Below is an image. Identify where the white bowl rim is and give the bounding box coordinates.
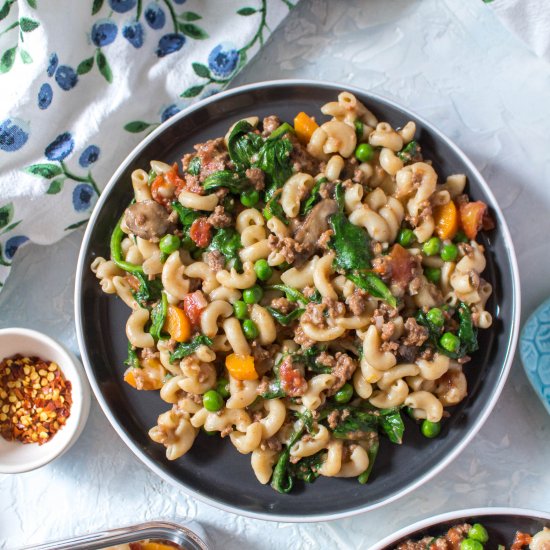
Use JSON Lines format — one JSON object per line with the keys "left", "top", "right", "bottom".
{"left": 0, "top": 327, "right": 91, "bottom": 473}
{"left": 74, "top": 78, "right": 521, "bottom": 522}
{"left": 368, "top": 507, "right": 550, "bottom": 550}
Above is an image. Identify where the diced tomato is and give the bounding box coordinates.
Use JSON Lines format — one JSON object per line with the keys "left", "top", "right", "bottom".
{"left": 389, "top": 244, "right": 418, "bottom": 287}
{"left": 183, "top": 291, "right": 207, "bottom": 327}
{"left": 459, "top": 200, "right": 489, "bottom": 240}
{"left": 150, "top": 174, "right": 172, "bottom": 208}
{"left": 165, "top": 162, "right": 186, "bottom": 196}
{"left": 279, "top": 359, "right": 307, "bottom": 397}
{"left": 125, "top": 274, "right": 140, "bottom": 292}
{"left": 189, "top": 217, "right": 212, "bottom": 247}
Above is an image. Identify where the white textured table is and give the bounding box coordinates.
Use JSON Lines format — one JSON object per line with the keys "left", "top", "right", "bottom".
{"left": 1, "top": 1, "right": 550, "bottom": 548}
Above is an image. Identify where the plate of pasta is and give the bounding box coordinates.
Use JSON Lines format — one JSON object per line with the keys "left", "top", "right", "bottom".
{"left": 370, "top": 508, "right": 550, "bottom": 550}
{"left": 75, "top": 80, "right": 520, "bottom": 520}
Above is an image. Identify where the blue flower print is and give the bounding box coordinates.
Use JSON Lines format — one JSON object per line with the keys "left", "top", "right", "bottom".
{"left": 0, "top": 119, "right": 29, "bottom": 152}
{"left": 55, "top": 65, "right": 78, "bottom": 91}
{"left": 173, "top": 0, "right": 186, "bottom": 3}
{"left": 73, "top": 184, "right": 94, "bottom": 212}
{"left": 145, "top": 3, "right": 166, "bottom": 30}
{"left": 38, "top": 83, "right": 53, "bottom": 110}
{"left": 91, "top": 19, "right": 118, "bottom": 47}
{"left": 156, "top": 33, "right": 185, "bottom": 57}
{"left": 45, "top": 132, "right": 74, "bottom": 162}
{"left": 109, "top": 0, "right": 136, "bottom": 13}
{"left": 122, "top": 21, "right": 144, "bottom": 48}
{"left": 4, "top": 236, "right": 29, "bottom": 260}
{"left": 47, "top": 53, "right": 58, "bottom": 77}
{"left": 208, "top": 44, "right": 239, "bottom": 78}
{"left": 79, "top": 145, "right": 100, "bottom": 168}
{"left": 161, "top": 104, "right": 180, "bottom": 122}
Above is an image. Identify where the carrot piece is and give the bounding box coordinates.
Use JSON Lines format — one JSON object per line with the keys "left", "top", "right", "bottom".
{"left": 433, "top": 200, "right": 459, "bottom": 240}
{"left": 141, "top": 543, "right": 178, "bottom": 550}
{"left": 294, "top": 111, "right": 319, "bottom": 145}
{"left": 459, "top": 200, "right": 488, "bottom": 240}
{"left": 163, "top": 305, "right": 191, "bottom": 342}
{"left": 123, "top": 368, "right": 137, "bottom": 388}
{"left": 225, "top": 353, "right": 258, "bottom": 381}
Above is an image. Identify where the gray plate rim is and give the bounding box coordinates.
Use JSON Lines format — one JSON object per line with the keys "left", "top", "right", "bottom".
{"left": 74, "top": 79, "right": 521, "bottom": 522}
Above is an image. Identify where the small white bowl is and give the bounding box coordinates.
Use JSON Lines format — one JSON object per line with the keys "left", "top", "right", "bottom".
{"left": 0, "top": 328, "right": 91, "bottom": 473}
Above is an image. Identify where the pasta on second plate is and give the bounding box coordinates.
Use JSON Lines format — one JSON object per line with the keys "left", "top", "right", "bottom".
{"left": 92, "top": 91, "right": 495, "bottom": 493}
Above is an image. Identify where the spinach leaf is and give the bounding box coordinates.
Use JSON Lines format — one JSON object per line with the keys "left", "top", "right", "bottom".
{"left": 149, "top": 291, "right": 168, "bottom": 341}
{"left": 288, "top": 451, "right": 325, "bottom": 483}
{"left": 267, "top": 284, "right": 310, "bottom": 305}
{"left": 379, "top": 408, "right": 404, "bottom": 444}
{"left": 347, "top": 272, "right": 397, "bottom": 308}
{"left": 256, "top": 137, "right": 294, "bottom": 200}
{"left": 457, "top": 301, "right": 478, "bottom": 354}
{"left": 267, "top": 122, "right": 295, "bottom": 141}
{"left": 260, "top": 378, "right": 286, "bottom": 399}
{"left": 208, "top": 227, "right": 242, "bottom": 268}
{"left": 271, "top": 409, "right": 313, "bottom": 493}
{"left": 397, "top": 140, "right": 420, "bottom": 163}
{"left": 132, "top": 271, "right": 163, "bottom": 307}
{"left": 330, "top": 407, "right": 379, "bottom": 440}
{"left": 358, "top": 439, "right": 379, "bottom": 484}
{"left": 300, "top": 177, "right": 326, "bottom": 217}
{"left": 148, "top": 169, "right": 157, "bottom": 184}
{"left": 202, "top": 169, "right": 251, "bottom": 194}
{"left": 171, "top": 201, "right": 201, "bottom": 227}
{"left": 266, "top": 306, "right": 305, "bottom": 326}
{"left": 169, "top": 335, "right": 214, "bottom": 363}
{"left": 328, "top": 212, "right": 372, "bottom": 271}
{"left": 226, "top": 120, "right": 259, "bottom": 167}
{"left": 263, "top": 194, "right": 288, "bottom": 224}
{"left": 124, "top": 341, "right": 141, "bottom": 369}
{"left": 187, "top": 156, "right": 201, "bottom": 176}
{"left": 334, "top": 182, "right": 345, "bottom": 212}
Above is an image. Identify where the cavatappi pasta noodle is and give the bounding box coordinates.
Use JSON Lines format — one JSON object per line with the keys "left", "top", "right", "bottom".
{"left": 92, "top": 92, "right": 496, "bottom": 493}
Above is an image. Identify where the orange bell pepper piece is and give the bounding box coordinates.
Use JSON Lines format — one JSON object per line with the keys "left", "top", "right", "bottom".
{"left": 225, "top": 353, "right": 258, "bottom": 381}
{"left": 459, "top": 201, "right": 488, "bottom": 240}
{"left": 294, "top": 112, "right": 319, "bottom": 145}
{"left": 433, "top": 200, "right": 459, "bottom": 240}
{"left": 163, "top": 305, "right": 191, "bottom": 342}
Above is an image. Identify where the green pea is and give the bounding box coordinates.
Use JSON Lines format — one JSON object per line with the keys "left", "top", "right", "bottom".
{"left": 454, "top": 231, "right": 468, "bottom": 243}
{"left": 355, "top": 143, "right": 374, "bottom": 162}
{"left": 424, "top": 267, "right": 441, "bottom": 283}
{"left": 421, "top": 419, "right": 441, "bottom": 438}
{"left": 397, "top": 228, "right": 415, "bottom": 247}
{"left": 241, "top": 189, "right": 260, "bottom": 207}
{"left": 243, "top": 285, "right": 263, "bottom": 304}
{"left": 159, "top": 234, "right": 181, "bottom": 255}
{"left": 426, "top": 307, "right": 445, "bottom": 327}
{"left": 441, "top": 243, "right": 459, "bottom": 262}
{"left": 242, "top": 319, "right": 259, "bottom": 340}
{"left": 422, "top": 237, "right": 441, "bottom": 256}
{"left": 233, "top": 300, "right": 248, "bottom": 320}
{"left": 440, "top": 332, "right": 460, "bottom": 353}
{"left": 460, "top": 539, "right": 483, "bottom": 550}
{"left": 254, "top": 259, "right": 273, "bottom": 281}
{"left": 203, "top": 390, "right": 224, "bottom": 412}
{"left": 469, "top": 524, "right": 489, "bottom": 544}
{"left": 216, "top": 377, "right": 230, "bottom": 399}
{"left": 404, "top": 406, "right": 417, "bottom": 420}
{"left": 334, "top": 383, "right": 353, "bottom": 404}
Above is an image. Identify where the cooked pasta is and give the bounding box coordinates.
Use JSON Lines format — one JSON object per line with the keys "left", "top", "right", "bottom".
{"left": 94, "top": 92, "right": 495, "bottom": 493}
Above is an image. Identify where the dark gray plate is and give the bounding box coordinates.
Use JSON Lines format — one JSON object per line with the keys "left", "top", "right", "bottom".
{"left": 75, "top": 80, "right": 520, "bottom": 521}
{"left": 370, "top": 508, "right": 550, "bottom": 549}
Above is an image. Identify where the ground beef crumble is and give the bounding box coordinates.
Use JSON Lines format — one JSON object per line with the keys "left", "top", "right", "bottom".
{"left": 207, "top": 205, "right": 232, "bottom": 228}
{"left": 267, "top": 234, "right": 306, "bottom": 264}
{"left": 301, "top": 297, "right": 346, "bottom": 329}
{"left": 204, "top": 249, "right": 225, "bottom": 272}
{"left": 402, "top": 317, "right": 429, "bottom": 347}
{"left": 245, "top": 167, "right": 266, "bottom": 190}
{"left": 262, "top": 115, "right": 280, "bottom": 136}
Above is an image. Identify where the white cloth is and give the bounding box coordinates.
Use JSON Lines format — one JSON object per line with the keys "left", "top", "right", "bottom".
{"left": 487, "top": 0, "right": 550, "bottom": 61}
{"left": 0, "top": 0, "right": 295, "bottom": 288}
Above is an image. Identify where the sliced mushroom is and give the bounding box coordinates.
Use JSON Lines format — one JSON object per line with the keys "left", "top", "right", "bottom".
{"left": 293, "top": 198, "right": 338, "bottom": 266}
{"left": 123, "top": 200, "right": 175, "bottom": 242}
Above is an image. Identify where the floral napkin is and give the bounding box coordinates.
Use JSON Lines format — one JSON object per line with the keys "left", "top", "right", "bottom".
{"left": 0, "top": 0, "right": 295, "bottom": 290}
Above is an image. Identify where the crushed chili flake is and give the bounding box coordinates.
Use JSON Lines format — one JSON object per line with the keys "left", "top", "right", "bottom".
{"left": 0, "top": 354, "right": 72, "bottom": 445}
